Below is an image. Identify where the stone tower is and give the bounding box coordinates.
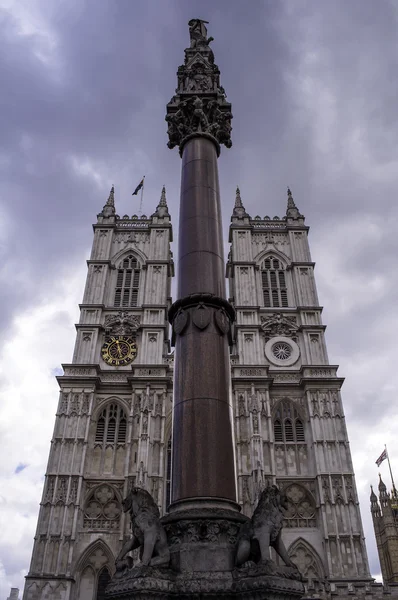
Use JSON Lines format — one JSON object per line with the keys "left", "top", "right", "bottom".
{"left": 23, "top": 187, "right": 174, "bottom": 600}
{"left": 370, "top": 477, "right": 398, "bottom": 583}
{"left": 227, "top": 187, "right": 373, "bottom": 594}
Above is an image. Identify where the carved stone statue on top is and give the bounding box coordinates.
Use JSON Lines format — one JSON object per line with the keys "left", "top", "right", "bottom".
{"left": 115, "top": 487, "right": 170, "bottom": 572}
{"left": 188, "top": 19, "right": 214, "bottom": 49}
{"left": 235, "top": 484, "right": 299, "bottom": 574}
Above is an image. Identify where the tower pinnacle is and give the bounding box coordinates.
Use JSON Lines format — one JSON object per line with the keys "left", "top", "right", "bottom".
{"left": 233, "top": 186, "right": 249, "bottom": 218}
{"left": 152, "top": 185, "right": 170, "bottom": 218}
{"left": 99, "top": 185, "right": 116, "bottom": 218}
{"left": 286, "top": 186, "right": 303, "bottom": 220}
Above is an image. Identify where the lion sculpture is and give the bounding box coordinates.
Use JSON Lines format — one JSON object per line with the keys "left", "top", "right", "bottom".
{"left": 115, "top": 487, "right": 170, "bottom": 570}
{"left": 235, "top": 484, "right": 297, "bottom": 570}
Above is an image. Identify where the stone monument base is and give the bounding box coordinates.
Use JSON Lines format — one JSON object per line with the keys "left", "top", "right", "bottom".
{"left": 106, "top": 505, "right": 304, "bottom": 600}
{"left": 106, "top": 563, "right": 304, "bottom": 599}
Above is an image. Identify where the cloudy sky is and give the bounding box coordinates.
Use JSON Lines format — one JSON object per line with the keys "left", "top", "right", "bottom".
{"left": 1, "top": 0, "right": 398, "bottom": 594}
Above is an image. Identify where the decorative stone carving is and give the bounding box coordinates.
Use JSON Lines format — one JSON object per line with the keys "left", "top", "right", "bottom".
{"left": 214, "top": 308, "right": 230, "bottom": 334}
{"left": 283, "top": 483, "right": 316, "bottom": 528}
{"left": 173, "top": 308, "right": 189, "bottom": 335}
{"left": 188, "top": 19, "right": 214, "bottom": 50}
{"left": 115, "top": 487, "right": 170, "bottom": 571}
{"left": 166, "top": 95, "right": 232, "bottom": 151}
{"left": 104, "top": 312, "right": 141, "bottom": 336}
{"left": 70, "top": 393, "right": 80, "bottom": 415}
{"left": 166, "top": 21, "right": 232, "bottom": 153}
{"left": 84, "top": 484, "right": 121, "bottom": 530}
{"left": 68, "top": 477, "right": 79, "bottom": 504}
{"left": 59, "top": 393, "right": 68, "bottom": 413}
{"left": 55, "top": 477, "right": 67, "bottom": 504}
{"left": 44, "top": 477, "right": 55, "bottom": 504}
{"left": 261, "top": 313, "right": 299, "bottom": 342}
{"left": 235, "top": 484, "right": 300, "bottom": 574}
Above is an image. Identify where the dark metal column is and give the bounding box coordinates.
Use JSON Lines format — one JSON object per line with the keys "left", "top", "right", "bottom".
{"left": 166, "top": 20, "right": 237, "bottom": 509}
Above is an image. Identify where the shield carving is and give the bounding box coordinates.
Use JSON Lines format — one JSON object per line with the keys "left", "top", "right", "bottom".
{"left": 214, "top": 308, "right": 230, "bottom": 335}
{"left": 173, "top": 309, "right": 189, "bottom": 336}
{"left": 192, "top": 303, "right": 210, "bottom": 330}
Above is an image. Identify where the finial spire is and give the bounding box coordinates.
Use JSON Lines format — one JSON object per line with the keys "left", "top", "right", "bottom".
{"left": 152, "top": 185, "right": 170, "bottom": 218}
{"left": 370, "top": 484, "right": 381, "bottom": 515}
{"left": 379, "top": 473, "right": 387, "bottom": 493}
{"left": 232, "top": 186, "right": 249, "bottom": 219}
{"left": 106, "top": 185, "right": 115, "bottom": 207}
{"left": 235, "top": 186, "right": 243, "bottom": 208}
{"left": 159, "top": 185, "right": 167, "bottom": 206}
{"left": 99, "top": 184, "right": 116, "bottom": 218}
{"left": 285, "top": 186, "right": 303, "bottom": 220}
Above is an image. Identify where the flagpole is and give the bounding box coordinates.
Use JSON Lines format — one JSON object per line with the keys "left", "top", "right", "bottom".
{"left": 138, "top": 176, "right": 145, "bottom": 217}
{"left": 386, "top": 444, "right": 397, "bottom": 494}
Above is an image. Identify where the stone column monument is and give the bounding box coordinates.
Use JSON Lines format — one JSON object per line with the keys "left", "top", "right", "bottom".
{"left": 166, "top": 17, "right": 236, "bottom": 512}
{"left": 106, "top": 20, "right": 304, "bottom": 599}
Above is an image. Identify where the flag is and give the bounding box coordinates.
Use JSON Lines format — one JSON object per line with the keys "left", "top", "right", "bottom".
{"left": 376, "top": 449, "right": 388, "bottom": 467}
{"left": 132, "top": 178, "right": 144, "bottom": 196}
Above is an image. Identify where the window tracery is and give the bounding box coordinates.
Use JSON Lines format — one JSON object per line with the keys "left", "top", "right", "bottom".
{"left": 95, "top": 403, "right": 127, "bottom": 445}
{"left": 273, "top": 400, "right": 305, "bottom": 443}
{"left": 283, "top": 483, "right": 316, "bottom": 528}
{"left": 114, "top": 254, "right": 141, "bottom": 307}
{"left": 83, "top": 484, "right": 121, "bottom": 530}
{"left": 261, "top": 256, "right": 288, "bottom": 308}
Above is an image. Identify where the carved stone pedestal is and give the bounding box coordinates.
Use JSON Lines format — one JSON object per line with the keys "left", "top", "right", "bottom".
{"left": 105, "top": 562, "right": 304, "bottom": 600}
{"left": 106, "top": 508, "right": 304, "bottom": 600}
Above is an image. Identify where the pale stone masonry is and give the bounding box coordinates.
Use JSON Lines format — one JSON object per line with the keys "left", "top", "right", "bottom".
{"left": 23, "top": 188, "right": 174, "bottom": 600}
{"left": 23, "top": 185, "right": 398, "bottom": 599}
{"left": 227, "top": 187, "right": 371, "bottom": 593}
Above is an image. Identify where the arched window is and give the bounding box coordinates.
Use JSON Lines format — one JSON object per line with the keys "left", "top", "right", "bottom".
{"left": 97, "top": 567, "right": 111, "bottom": 600}
{"left": 95, "top": 403, "right": 127, "bottom": 445}
{"left": 114, "top": 254, "right": 141, "bottom": 307}
{"left": 261, "top": 256, "right": 288, "bottom": 308}
{"left": 273, "top": 400, "right": 305, "bottom": 443}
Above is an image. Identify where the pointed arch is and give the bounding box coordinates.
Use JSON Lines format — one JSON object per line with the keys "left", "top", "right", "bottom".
{"left": 257, "top": 251, "right": 291, "bottom": 308}
{"left": 254, "top": 246, "right": 291, "bottom": 267}
{"left": 92, "top": 399, "right": 129, "bottom": 445}
{"left": 272, "top": 398, "right": 306, "bottom": 443}
{"left": 110, "top": 246, "right": 148, "bottom": 268}
{"left": 288, "top": 537, "right": 325, "bottom": 580}
{"left": 74, "top": 538, "right": 116, "bottom": 577}
{"left": 93, "top": 396, "right": 129, "bottom": 419}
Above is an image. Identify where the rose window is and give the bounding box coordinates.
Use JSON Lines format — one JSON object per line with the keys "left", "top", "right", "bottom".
{"left": 272, "top": 342, "right": 292, "bottom": 360}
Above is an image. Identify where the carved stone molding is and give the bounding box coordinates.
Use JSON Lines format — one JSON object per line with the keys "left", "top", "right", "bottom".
{"left": 104, "top": 312, "right": 141, "bottom": 336}
{"left": 169, "top": 293, "right": 235, "bottom": 326}
{"left": 261, "top": 313, "right": 299, "bottom": 342}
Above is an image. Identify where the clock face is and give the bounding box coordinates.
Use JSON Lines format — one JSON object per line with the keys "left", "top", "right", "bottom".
{"left": 101, "top": 336, "right": 138, "bottom": 366}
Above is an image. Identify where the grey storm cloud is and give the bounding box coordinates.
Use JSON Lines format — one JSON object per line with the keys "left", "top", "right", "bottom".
{"left": 1, "top": 0, "right": 398, "bottom": 589}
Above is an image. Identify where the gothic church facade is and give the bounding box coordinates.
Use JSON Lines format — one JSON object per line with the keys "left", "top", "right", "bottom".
{"left": 24, "top": 186, "right": 379, "bottom": 599}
